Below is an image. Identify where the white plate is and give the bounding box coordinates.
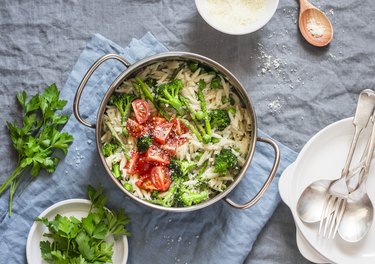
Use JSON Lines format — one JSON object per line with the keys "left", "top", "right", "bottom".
{"left": 26, "top": 199, "right": 128, "bottom": 264}
{"left": 279, "top": 117, "right": 375, "bottom": 264}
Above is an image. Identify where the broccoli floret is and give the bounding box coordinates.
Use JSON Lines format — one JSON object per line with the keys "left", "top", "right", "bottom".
{"left": 169, "top": 158, "right": 195, "bottom": 179}
{"left": 187, "top": 62, "right": 199, "bottom": 72}
{"left": 109, "top": 93, "right": 136, "bottom": 123}
{"left": 221, "top": 96, "right": 235, "bottom": 105}
{"left": 179, "top": 187, "right": 209, "bottom": 207}
{"left": 209, "top": 109, "right": 230, "bottom": 131}
{"left": 214, "top": 149, "right": 238, "bottom": 175}
{"left": 150, "top": 179, "right": 182, "bottom": 207}
{"left": 210, "top": 75, "right": 222, "bottom": 89}
{"left": 102, "top": 142, "right": 119, "bottom": 157}
{"left": 137, "top": 135, "right": 153, "bottom": 153}
{"left": 112, "top": 163, "right": 121, "bottom": 178}
{"left": 151, "top": 179, "right": 209, "bottom": 207}
{"left": 156, "top": 79, "right": 185, "bottom": 116}
{"left": 145, "top": 78, "right": 157, "bottom": 88}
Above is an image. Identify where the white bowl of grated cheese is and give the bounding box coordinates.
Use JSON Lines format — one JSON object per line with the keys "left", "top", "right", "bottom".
{"left": 195, "top": 0, "right": 279, "bottom": 35}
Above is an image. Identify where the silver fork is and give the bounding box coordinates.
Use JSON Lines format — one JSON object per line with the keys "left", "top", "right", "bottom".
{"left": 318, "top": 177, "right": 348, "bottom": 239}
{"left": 319, "top": 110, "right": 375, "bottom": 239}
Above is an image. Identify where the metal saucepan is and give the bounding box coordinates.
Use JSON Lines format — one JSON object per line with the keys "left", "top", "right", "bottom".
{"left": 73, "top": 52, "right": 280, "bottom": 212}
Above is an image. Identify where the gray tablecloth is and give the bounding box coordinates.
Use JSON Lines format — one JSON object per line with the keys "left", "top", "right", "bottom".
{"left": 1, "top": 0, "right": 374, "bottom": 263}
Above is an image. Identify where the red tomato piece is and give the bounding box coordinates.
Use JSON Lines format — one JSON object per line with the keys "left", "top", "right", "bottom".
{"left": 126, "top": 118, "right": 149, "bottom": 138}
{"left": 150, "top": 166, "right": 171, "bottom": 191}
{"left": 136, "top": 155, "right": 153, "bottom": 175}
{"left": 161, "top": 139, "right": 178, "bottom": 156}
{"left": 125, "top": 151, "right": 140, "bottom": 174}
{"left": 171, "top": 118, "right": 188, "bottom": 135}
{"left": 153, "top": 122, "right": 174, "bottom": 145}
{"left": 132, "top": 99, "right": 150, "bottom": 124}
{"left": 145, "top": 145, "right": 170, "bottom": 165}
{"left": 135, "top": 174, "right": 158, "bottom": 191}
{"left": 149, "top": 116, "right": 167, "bottom": 126}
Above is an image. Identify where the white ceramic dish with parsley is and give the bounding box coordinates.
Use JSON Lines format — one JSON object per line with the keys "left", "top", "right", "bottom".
{"left": 26, "top": 199, "right": 128, "bottom": 264}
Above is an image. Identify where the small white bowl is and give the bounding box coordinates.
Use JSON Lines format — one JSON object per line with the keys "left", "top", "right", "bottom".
{"left": 195, "top": 0, "right": 279, "bottom": 35}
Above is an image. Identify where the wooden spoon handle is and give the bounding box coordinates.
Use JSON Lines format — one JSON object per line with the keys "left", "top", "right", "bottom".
{"left": 299, "top": 0, "right": 315, "bottom": 13}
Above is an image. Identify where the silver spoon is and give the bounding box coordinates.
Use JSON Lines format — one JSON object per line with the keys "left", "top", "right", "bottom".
{"left": 297, "top": 89, "right": 375, "bottom": 223}
{"left": 338, "top": 112, "right": 375, "bottom": 242}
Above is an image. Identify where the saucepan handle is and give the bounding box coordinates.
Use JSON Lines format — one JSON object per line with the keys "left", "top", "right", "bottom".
{"left": 225, "top": 137, "right": 281, "bottom": 209}
{"left": 73, "top": 53, "right": 131, "bottom": 128}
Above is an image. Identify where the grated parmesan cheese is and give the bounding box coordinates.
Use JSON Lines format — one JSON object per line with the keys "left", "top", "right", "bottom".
{"left": 307, "top": 19, "right": 325, "bottom": 38}
{"left": 201, "top": 0, "right": 266, "bottom": 34}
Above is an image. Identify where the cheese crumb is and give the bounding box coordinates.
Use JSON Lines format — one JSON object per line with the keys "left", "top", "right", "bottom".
{"left": 307, "top": 19, "right": 325, "bottom": 38}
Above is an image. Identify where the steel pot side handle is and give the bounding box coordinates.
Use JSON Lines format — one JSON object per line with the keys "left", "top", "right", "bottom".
{"left": 73, "top": 53, "right": 131, "bottom": 128}
{"left": 225, "top": 137, "right": 281, "bottom": 209}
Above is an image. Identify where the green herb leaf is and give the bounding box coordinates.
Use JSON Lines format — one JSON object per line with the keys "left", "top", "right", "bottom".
{"left": 1, "top": 84, "right": 74, "bottom": 216}
{"left": 43, "top": 83, "right": 60, "bottom": 103}
{"left": 36, "top": 186, "right": 131, "bottom": 263}
{"left": 87, "top": 185, "right": 107, "bottom": 211}
{"left": 25, "top": 93, "right": 40, "bottom": 113}
{"left": 16, "top": 91, "right": 27, "bottom": 109}
{"left": 39, "top": 241, "right": 53, "bottom": 261}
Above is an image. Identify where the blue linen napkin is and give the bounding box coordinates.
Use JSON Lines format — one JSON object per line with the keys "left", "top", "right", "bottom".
{"left": 0, "top": 32, "right": 297, "bottom": 264}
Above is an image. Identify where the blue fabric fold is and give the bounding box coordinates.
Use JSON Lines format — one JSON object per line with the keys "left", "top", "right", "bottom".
{"left": 0, "top": 32, "right": 297, "bottom": 264}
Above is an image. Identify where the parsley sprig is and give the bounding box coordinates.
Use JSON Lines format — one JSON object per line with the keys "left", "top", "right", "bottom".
{"left": 36, "top": 185, "right": 131, "bottom": 263}
{"left": 0, "top": 84, "right": 73, "bottom": 215}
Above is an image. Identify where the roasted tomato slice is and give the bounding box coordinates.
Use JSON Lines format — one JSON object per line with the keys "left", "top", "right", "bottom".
{"left": 161, "top": 139, "right": 178, "bottom": 156}
{"left": 171, "top": 118, "right": 188, "bottom": 135}
{"left": 126, "top": 118, "right": 149, "bottom": 138}
{"left": 125, "top": 151, "right": 140, "bottom": 174}
{"left": 136, "top": 155, "right": 153, "bottom": 175}
{"left": 132, "top": 99, "right": 150, "bottom": 124}
{"left": 145, "top": 145, "right": 170, "bottom": 165}
{"left": 149, "top": 116, "right": 167, "bottom": 126}
{"left": 136, "top": 174, "right": 158, "bottom": 191}
{"left": 153, "top": 122, "right": 174, "bottom": 145}
{"left": 150, "top": 166, "right": 171, "bottom": 191}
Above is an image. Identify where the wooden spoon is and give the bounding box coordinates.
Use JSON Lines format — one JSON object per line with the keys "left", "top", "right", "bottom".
{"left": 298, "top": 0, "right": 333, "bottom": 47}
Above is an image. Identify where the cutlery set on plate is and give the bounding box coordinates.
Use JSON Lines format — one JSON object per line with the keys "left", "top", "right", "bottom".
{"left": 297, "top": 89, "right": 375, "bottom": 243}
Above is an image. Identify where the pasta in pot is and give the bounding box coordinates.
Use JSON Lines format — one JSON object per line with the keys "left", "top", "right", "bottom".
{"left": 101, "top": 60, "right": 252, "bottom": 207}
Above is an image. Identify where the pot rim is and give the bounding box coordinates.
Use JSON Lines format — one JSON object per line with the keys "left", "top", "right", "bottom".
{"left": 95, "top": 51, "right": 258, "bottom": 212}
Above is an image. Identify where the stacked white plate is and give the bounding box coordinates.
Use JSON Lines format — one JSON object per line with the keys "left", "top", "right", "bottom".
{"left": 279, "top": 118, "right": 375, "bottom": 263}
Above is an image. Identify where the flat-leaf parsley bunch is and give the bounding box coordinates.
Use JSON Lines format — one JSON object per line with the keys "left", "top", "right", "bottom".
{"left": 0, "top": 84, "right": 73, "bottom": 215}
{"left": 36, "top": 185, "right": 131, "bottom": 264}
